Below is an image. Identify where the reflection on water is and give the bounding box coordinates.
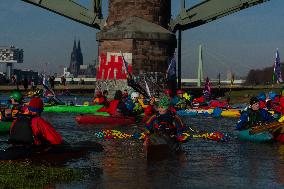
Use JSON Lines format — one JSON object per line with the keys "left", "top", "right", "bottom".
{"left": 1, "top": 103, "right": 284, "bottom": 188}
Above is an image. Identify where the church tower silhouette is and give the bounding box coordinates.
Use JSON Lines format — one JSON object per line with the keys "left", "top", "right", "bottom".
{"left": 69, "top": 39, "right": 83, "bottom": 77}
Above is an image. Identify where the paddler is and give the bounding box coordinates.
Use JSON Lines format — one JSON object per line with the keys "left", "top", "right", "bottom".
{"left": 236, "top": 96, "right": 274, "bottom": 131}
{"left": 125, "top": 92, "right": 144, "bottom": 116}
{"left": 9, "top": 97, "right": 63, "bottom": 147}
{"left": 1, "top": 91, "right": 27, "bottom": 121}
{"left": 93, "top": 90, "right": 107, "bottom": 106}
{"left": 171, "top": 90, "right": 188, "bottom": 110}
{"left": 106, "top": 90, "right": 132, "bottom": 117}
{"left": 258, "top": 92, "right": 267, "bottom": 109}
{"left": 144, "top": 96, "right": 187, "bottom": 151}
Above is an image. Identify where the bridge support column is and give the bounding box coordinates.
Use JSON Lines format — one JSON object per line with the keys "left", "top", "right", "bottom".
{"left": 178, "top": 29, "right": 182, "bottom": 89}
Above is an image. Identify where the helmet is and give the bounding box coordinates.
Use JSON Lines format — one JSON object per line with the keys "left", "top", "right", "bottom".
{"left": 257, "top": 92, "right": 266, "bottom": 101}
{"left": 177, "top": 90, "right": 184, "bottom": 95}
{"left": 164, "top": 89, "right": 172, "bottom": 95}
{"left": 95, "top": 90, "right": 102, "bottom": 97}
{"left": 131, "top": 92, "right": 139, "bottom": 100}
{"left": 158, "top": 96, "right": 170, "bottom": 109}
{"left": 269, "top": 91, "right": 277, "bottom": 100}
{"left": 250, "top": 96, "right": 259, "bottom": 105}
{"left": 28, "top": 97, "right": 44, "bottom": 113}
{"left": 114, "top": 90, "right": 123, "bottom": 100}
{"left": 10, "top": 91, "right": 23, "bottom": 102}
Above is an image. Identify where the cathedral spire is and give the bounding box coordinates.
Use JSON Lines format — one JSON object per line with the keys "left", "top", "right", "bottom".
{"left": 73, "top": 38, "right": 77, "bottom": 51}
{"left": 77, "top": 40, "right": 81, "bottom": 52}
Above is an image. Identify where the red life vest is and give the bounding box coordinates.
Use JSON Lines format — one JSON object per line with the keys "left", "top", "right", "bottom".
{"left": 105, "top": 100, "right": 120, "bottom": 116}
{"left": 279, "top": 96, "right": 284, "bottom": 115}
{"left": 259, "top": 100, "right": 266, "bottom": 109}
{"left": 271, "top": 96, "right": 281, "bottom": 113}
{"left": 193, "top": 96, "right": 205, "bottom": 103}
{"left": 93, "top": 97, "right": 106, "bottom": 105}
{"left": 144, "top": 105, "right": 155, "bottom": 116}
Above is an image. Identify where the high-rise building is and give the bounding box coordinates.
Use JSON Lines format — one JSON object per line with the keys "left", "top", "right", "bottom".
{"left": 69, "top": 40, "right": 83, "bottom": 77}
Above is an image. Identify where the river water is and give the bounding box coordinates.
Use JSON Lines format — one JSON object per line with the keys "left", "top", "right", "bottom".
{"left": 2, "top": 96, "right": 284, "bottom": 189}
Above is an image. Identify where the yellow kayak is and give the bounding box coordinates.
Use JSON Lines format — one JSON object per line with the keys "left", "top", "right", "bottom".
{"left": 221, "top": 110, "right": 241, "bottom": 118}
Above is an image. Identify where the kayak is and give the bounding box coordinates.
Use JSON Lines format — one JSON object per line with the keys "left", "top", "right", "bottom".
{"left": 44, "top": 105, "right": 108, "bottom": 115}
{"left": 177, "top": 108, "right": 241, "bottom": 118}
{"left": 238, "top": 129, "right": 273, "bottom": 143}
{"left": 0, "top": 141, "right": 103, "bottom": 163}
{"left": 144, "top": 133, "right": 181, "bottom": 161}
{"left": 0, "top": 121, "right": 12, "bottom": 133}
{"left": 221, "top": 109, "right": 241, "bottom": 118}
{"left": 176, "top": 109, "right": 212, "bottom": 117}
{"left": 76, "top": 114, "right": 136, "bottom": 125}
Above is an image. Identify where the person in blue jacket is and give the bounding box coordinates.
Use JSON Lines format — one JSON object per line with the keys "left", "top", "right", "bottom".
{"left": 236, "top": 96, "right": 275, "bottom": 131}
{"left": 145, "top": 96, "right": 187, "bottom": 140}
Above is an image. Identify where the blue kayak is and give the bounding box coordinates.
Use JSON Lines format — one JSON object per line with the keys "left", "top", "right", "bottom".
{"left": 238, "top": 129, "right": 273, "bottom": 143}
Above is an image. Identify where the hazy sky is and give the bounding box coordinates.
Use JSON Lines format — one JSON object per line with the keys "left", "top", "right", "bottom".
{"left": 0, "top": 0, "right": 283, "bottom": 79}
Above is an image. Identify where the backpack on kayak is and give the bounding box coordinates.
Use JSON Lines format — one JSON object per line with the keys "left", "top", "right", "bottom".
{"left": 9, "top": 116, "right": 34, "bottom": 145}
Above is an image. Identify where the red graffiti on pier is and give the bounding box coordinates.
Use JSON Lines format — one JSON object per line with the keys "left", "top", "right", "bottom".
{"left": 96, "top": 53, "right": 132, "bottom": 80}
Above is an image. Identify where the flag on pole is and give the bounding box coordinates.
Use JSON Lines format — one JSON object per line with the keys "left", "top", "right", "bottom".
{"left": 166, "top": 54, "right": 176, "bottom": 79}
{"left": 120, "top": 51, "right": 129, "bottom": 75}
{"left": 231, "top": 73, "right": 235, "bottom": 86}
{"left": 144, "top": 78, "right": 151, "bottom": 97}
{"left": 273, "top": 49, "right": 283, "bottom": 83}
{"left": 203, "top": 77, "right": 211, "bottom": 99}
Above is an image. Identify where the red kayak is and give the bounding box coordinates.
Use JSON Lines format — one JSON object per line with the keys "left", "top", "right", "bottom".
{"left": 75, "top": 114, "right": 136, "bottom": 125}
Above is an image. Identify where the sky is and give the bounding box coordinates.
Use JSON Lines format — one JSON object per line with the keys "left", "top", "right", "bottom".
{"left": 0, "top": 0, "right": 283, "bottom": 79}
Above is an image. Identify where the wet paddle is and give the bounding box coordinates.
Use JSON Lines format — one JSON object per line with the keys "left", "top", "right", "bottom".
{"left": 94, "top": 129, "right": 228, "bottom": 142}
{"left": 43, "top": 84, "right": 65, "bottom": 105}
{"left": 249, "top": 121, "right": 284, "bottom": 135}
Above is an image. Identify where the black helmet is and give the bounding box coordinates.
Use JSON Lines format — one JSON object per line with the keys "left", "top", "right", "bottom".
{"left": 250, "top": 96, "right": 259, "bottom": 105}
{"left": 114, "top": 90, "right": 123, "bottom": 100}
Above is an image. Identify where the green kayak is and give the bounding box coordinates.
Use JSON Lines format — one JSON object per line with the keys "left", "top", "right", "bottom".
{"left": 44, "top": 105, "right": 108, "bottom": 115}
{"left": 0, "top": 121, "right": 12, "bottom": 133}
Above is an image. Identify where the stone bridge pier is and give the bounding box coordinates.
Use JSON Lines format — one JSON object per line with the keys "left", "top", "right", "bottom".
{"left": 96, "top": 0, "right": 176, "bottom": 84}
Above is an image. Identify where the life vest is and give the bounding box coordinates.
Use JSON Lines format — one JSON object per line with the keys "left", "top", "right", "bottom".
{"left": 174, "top": 98, "right": 187, "bottom": 110}
{"left": 279, "top": 96, "right": 284, "bottom": 115}
{"left": 9, "top": 116, "right": 34, "bottom": 145}
{"left": 138, "top": 99, "right": 148, "bottom": 109}
{"left": 106, "top": 100, "right": 120, "bottom": 115}
{"left": 259, "top": 100, "right": 267, "bottom": 109}
{"left": 11, "top": 104, "right": 22, "bottom": 118}
{"left": 152, "top": 113, "right": 177, "bottom": 137}
{"left": 271, "top": 97, "right": 281, "bottom": 113}
{"left": 144, "top": 105, "right": 155, "bottom": 116}
{"left": 93, "top": 97, "right": 106, "bottom": 105}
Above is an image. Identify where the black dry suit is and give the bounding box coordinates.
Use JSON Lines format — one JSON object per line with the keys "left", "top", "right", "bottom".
{"left": 9, "top": 116, "right": 34, "bottom": 145}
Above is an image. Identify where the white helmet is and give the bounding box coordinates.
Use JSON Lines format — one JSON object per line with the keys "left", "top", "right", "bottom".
{"left": 131, "top": 92, "right": 139, "bottom": 100}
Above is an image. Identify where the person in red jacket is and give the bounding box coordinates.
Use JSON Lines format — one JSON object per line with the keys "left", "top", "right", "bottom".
{"left": 105, "top": 90, "right": 132, "bottom": 116}
{"left": 9, "top": 97, "right": 63, "bottom": 146}
{"left": 93, "top": 90, "right": 107, "bottom": 105}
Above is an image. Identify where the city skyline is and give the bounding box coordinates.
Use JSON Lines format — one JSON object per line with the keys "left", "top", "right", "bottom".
{"left": 0, "top": 0, "right": 283, "bottom": 79}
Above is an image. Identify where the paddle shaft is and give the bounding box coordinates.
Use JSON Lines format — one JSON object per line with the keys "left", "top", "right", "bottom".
{"left": 250, "top": 121, "right": 284, "bottom": 135}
